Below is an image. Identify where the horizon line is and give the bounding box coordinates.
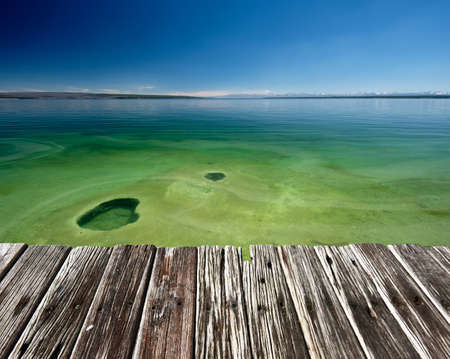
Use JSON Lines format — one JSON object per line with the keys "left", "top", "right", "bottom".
{"left": 1, "top": 90, "right": 450, "bottom": 100}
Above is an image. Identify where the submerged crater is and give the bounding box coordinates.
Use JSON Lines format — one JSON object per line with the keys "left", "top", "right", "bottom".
{"left": 77, "top": 198, "right": 140, "bottom": 231}
{"left": 204, "top": 172, "right": 226, "bottom": 182}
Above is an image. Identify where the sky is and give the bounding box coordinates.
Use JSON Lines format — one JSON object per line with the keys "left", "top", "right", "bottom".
{"left": 1, "top": 0, "right": 449, "bottom": 96}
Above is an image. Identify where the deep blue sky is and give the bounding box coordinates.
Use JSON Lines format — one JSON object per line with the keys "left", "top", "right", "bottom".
{"left": 1, "top": 0, "right": 449, "bottom": 95}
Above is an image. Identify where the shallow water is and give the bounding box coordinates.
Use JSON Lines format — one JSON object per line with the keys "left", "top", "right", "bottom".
{"left": 0, "top": 98, "right": 449, "bottom": 257}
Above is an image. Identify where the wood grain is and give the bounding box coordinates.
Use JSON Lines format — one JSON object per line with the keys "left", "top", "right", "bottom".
{"left": 432, "top": 246, "right": 450, "bottom": 266}
{"left": 278, "top": 245, "right": 365, "bottom": 358}
{"left": 351, "top": 243, "right": 450, "bottom": 358}
{"left": 70, "top": 245, "right": 156, "bottom": 359}
{"left": 0, "top": 243, "right": 448, "bottom": 358}
{"left": 316, "top": 245, "right": 421, "bottom": 358}
{"left": 0, "top": 243, "right": 26, "bottom": 282}
{"left": 133, "top": 247, "right": 197, "bottom": 359}
{"left": 195, "top": 246, "right": 251, "bottom": 358}
{"left": 388, "top": 244, "right": 449, "bottom": 321}
{"left": 9, "top": 246, "right": 111, "bottom": 358}
{"left": 0, "top": 245, "right": 70, "bottom": 358}
{"left": 243, "top": 245, "right": 308, "bottom": 358}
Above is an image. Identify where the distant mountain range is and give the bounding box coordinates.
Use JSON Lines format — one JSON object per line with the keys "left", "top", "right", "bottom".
{"left": 216, "top": 91, "right": 450, "bottom": 99}
{"left": 0, "top": 92, "right": 198, "bottom": 99}
{"left": 0, "top": 91, "right": 449, "bottom": 99}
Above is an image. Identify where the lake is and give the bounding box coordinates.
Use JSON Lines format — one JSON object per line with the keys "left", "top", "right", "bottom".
{"left": 1, "top": 98, "right": 449, "bottom": 257}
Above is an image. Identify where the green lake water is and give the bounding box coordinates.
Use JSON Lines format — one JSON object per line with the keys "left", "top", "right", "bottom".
{"left": 0, "top": 99, "right": 449, "bottom": 257}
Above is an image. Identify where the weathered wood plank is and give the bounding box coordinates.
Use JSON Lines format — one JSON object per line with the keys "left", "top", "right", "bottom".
{"left": 243, "top": 245, "right": 308, "bottom": 358}
{"left": 70, "top": 245, "right": 156, "bottom": 359}
{"left": 0, "top": 245, "right": 70, "bottom": 358}
{"left": 315, "top": 245, "right": 421, "bottom": 358}
{"left": 433, "top": 246, "right": 450, "bottom": 266}
{"left": 9, "top": 246, "right": 111, "bottom": 358}
{"left": 351, "top": 243, "right": 450, "bottom": 358}
{"left": 278, "top": 245, "right": 365, "bottom": 358}
{"left": 388, "top": 244, "right": 450, "bottom": 321}
{"left": 223, "top": 246, "right": 252, "bottom": 358}
{"left": 195, "top": 246, "right": 251, "bottom": 358}
{"left": 0, "top": 243, "right": 26, "bottom": 282}
{"left": 133, "top": 247, "right": 197, "bottom": 359}
{"left": 196, "top": 246, "right": 223, "bottom": 358}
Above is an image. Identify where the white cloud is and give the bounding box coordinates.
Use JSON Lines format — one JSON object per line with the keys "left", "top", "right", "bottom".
{"left": 23, "top": 88, "right": 45, "bottom": 92}
{"left": 66, "top": 86, "right": 90, "bottom": 93}
{"left": 135, "top": 85, "right": 155, "bottom": 94}
{"left": 167, "top": 89, "right": 274, "bottom": 97}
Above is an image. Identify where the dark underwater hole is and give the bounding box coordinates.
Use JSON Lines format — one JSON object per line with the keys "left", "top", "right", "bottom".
{"left": 77, "top": 198, "right": 140, "bottom": 231}
{"left": 204, "top": 172, "right": 226, "bottom": 181}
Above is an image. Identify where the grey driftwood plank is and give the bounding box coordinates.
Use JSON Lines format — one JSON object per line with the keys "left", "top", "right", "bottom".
{"left": 315, "top": 245, "right": 421, "bottom": 358}
{"left": 388, "top": 244, "right": 450, "bottom": 321}
{"left": 351, "top": 243, "right": 450, "bottom": 358}
{"left": 195, "top": 246, "right": 251, "bottom": 358}
{"left": 0, "top": 243, "right": 26, "bottom": 282}
{"left": 133, "top": 247, "right": 197, "bottom": 359}
{"left": 278, "top": 245, "right": 365, "bottom": 359}
{"left": 432, "top": 246, "right": 450, "bottom": 266}
{"left": 9, "top": 246, "right": 111, "bottom": 359}
{"left": 427, "top": 246, "right": 450, "bottom": 274}
{"left": 0, "top": 245, "right": 70, "bottom": 358}
{"left": 70, "top": 245, "right": 156, "bottom": 359}
{"left": 243, "top": 245, "right": 308, "bottom": 358}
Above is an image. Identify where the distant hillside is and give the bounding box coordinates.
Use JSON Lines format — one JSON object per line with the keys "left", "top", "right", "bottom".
{"left": 0, "top": 92, "right": 201, "bottom": 99}
{"left": 1, "top": 91, "right": 449, "bottom": 100}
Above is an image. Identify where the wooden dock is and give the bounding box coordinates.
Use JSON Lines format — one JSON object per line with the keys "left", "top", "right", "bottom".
{"left": 0, "top": 243, "right": 448, "bottom": 358}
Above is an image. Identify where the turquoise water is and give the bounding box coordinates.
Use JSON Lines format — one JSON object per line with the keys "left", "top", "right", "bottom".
{"left": 0, "top": 99, "right": 449, "bottom": 255}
